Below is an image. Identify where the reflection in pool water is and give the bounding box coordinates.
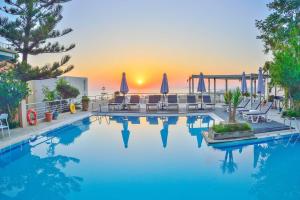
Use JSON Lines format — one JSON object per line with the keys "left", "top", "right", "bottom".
{"left": 0, "top": 115, "right": 300, "bottom": 200}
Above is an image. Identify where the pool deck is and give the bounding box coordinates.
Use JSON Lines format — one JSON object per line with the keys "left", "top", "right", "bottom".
{"left": 0, "top": 104, "right": 299, "bottom": 150}
{"left": 0, "top": 111, "right": 92, "bottom": 150}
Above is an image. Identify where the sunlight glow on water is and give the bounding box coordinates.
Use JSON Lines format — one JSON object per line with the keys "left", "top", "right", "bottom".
{"left": 0, "top": 116, "right": 300, "bottom": 200}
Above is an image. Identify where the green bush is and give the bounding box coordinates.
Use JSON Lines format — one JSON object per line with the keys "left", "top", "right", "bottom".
{"left": 81, "top": 95, "right": 90, "bottom": 102}
{"left": 282, "top": 109, "right": 300, "bottom": 118}
{"left": 56, "top": 78, "right": 80, "bottom": 99}
{"left": 0, "top": 72, "right": 29, "bottom": 122}
{"left": 212, "top": 123, "right": 251, "bottom": 133}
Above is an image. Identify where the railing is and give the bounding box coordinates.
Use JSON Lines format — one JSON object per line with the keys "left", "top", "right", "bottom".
{"left": 0, "top": 42, "right": 14, "bottom": 51}
{"left": 89, "top": 92, "right": 226, "bottom": 103}
{"left": 26, "top": 98, "right": 81, "bottom": 121}
{"left": 23, "top": 92, "right": 227, "bottom": 123}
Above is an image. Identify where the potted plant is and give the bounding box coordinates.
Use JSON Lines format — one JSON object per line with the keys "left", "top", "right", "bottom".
{"left": 82, "top": 96, "right": 90, "bottom": 111}
{"left": 42, "top": 86, "right": 56, "bottom": 122}
{"left": 209, "top": 88, "right": 254, "bottom": 140}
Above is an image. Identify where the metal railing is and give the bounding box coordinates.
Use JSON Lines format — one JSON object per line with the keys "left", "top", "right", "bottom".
{"left": 0, "top": 42, "right": 14, "bottom": 51}
{"left": 26, "top": 98, "right": 81, "bottom": 121}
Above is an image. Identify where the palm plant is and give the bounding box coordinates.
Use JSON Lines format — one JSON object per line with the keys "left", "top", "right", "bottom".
{"left": 231, "top": 88, "right": 242, "bottom": 123}
{"left": 225, "top": 88, "right": 242, "bottom": 123}
{"left": 224, "top": 91, "right": 233, "bottom": 122}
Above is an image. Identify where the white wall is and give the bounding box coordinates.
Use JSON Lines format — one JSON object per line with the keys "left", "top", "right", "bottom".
{"left": 27, "top": 76, "right": 88, "bottom": 103}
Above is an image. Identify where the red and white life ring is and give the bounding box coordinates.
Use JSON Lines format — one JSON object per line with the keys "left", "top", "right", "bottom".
{"left": 27, "top": 109, "right": 37, "bottom": 126}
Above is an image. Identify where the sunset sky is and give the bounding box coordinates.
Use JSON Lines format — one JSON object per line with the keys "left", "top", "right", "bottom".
{"left": 24, "top": 0, "right": 272, "bottom": 94}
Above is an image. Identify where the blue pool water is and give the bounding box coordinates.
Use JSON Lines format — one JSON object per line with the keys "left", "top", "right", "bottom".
{"left": 0, "top": 115, "right": 300, "bottom": 200}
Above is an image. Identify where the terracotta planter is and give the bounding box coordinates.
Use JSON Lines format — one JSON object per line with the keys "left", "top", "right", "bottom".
{"left": 45, "top": 112, "right": 53, "bottom": 122}
{"left": 82, "top": 100, "right": 89, "bottom": 111}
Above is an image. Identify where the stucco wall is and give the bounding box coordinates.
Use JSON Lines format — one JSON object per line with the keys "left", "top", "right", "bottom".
{"left": 27, "top": 76, "right": 88, "bottom": 103}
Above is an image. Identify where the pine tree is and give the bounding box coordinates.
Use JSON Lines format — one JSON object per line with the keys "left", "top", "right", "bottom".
{"left": 0, "top": 0, "right": 75, "bottom": 81}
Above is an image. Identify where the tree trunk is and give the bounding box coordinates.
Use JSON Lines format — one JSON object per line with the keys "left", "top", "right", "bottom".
{"left": 228, "top": 103, "right": 233, "bottom": 123}
{"left": 22, "top": 52, "right": 28, "bottom": 63}
{"left": 232, "top": 107, "right": 236, "bottom": 123}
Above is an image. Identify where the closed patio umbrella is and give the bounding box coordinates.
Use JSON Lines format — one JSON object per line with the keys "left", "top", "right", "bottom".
{"left": 160, "top": 73, "right": 169, "bottom": 110}
{"left": 197, "top": 73, "right": 206, "bottom": 110}
{"left": 241, "top": 72, "right": 247, "bottom": 95}
{"left": 120, "top": 72, "right": 129, "bottom": 95}
{"left": 257, "top": 67, "right": 265, "bottom": 110}
{"left": 120, "top": 72, "right": 129, "bottom": 109}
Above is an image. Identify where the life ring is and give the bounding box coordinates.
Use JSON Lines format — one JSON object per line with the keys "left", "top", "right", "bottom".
{"left": 70, "top": 103, "right": 76, "bottom": 114}
{"left": 27, "top": 109, "right": 37, "bottom": 126}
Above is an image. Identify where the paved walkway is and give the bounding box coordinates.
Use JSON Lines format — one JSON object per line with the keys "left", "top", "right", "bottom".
{"left": 0, "top": 111, "right": 91, "bottom": 150}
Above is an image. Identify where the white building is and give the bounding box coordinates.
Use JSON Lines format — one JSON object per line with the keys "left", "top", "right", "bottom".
{"left": 27, "top": 76, "right": 88, "bottom": 103}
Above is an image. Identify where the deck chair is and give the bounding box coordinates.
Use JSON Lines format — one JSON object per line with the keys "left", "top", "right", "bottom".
{"left": 203, "top": 95, "right": 215, "bottom": 109}
{"left": 186, "top": 95, "right": 198, "bottom": 111}
{"left": 166, "top": 95, "right": 179, "bottom": 111}
{"left": 243, "top": 102, "right": 273, "bottom": 123}
{"left": 226, "top": 98, "right": 250, "bottom": 112}
{"left": 146, "top": 95, "right": 161, "bottom": 112}
{"left": 0, "top": 113, "right": 10, "bottom": 137}
{"left": 127, "top": 95, "right": 140, "bottom": 111}
{"left": 108, "top": 96, "right": 124, "bottom": 111}
{"left": 238, "top": 100, "right": 260, "bottom": 114}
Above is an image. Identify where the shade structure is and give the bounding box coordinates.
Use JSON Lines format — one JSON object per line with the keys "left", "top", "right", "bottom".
{"left": 120, "top": 72, "right": 129, "bottom": 95}
{"left": 241, "top": 72, "right": 247, "bottom": 94}
{"left": 257, "top": 67, "right": 265, "bottom": 95}
{"left": 160, "top": 73, "right": 169, "bottom": 94}
{"left": 197, "top": 73, "right": 206, "bottom": 92}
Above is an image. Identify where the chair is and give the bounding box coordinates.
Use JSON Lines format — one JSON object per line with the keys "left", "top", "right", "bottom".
{"left": 146, "top": 95, "right": 161, "bottom": 112}
{"left": 127, "top": 95, "right": 140, "bottom": 111}
{"left": 203, "top": 95, "right": 215, "bottom": 109}
{"left": 108, "top": 96, "right": 125, "bottom": 111}
{"left": 0, "top": 113, "right": 10, "bottom": 137}
{"left": 186, "top": 95, "right": 198, "bottom": 111}
{"left": 226, "top": 98, "right": 250, "bottom": 112}
{"left": 237, "top": 100, "right": 260, "bottom": 114}
{"left": 166, "top": 95, "right": 179, "bottom": 111}
{"left": 243, "top": 102, "right": 273, "bottom": 123}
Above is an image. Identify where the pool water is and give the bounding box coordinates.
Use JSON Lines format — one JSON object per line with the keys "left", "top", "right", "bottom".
{"left": 0, "top": 115, "right": 300, "bottom": 200}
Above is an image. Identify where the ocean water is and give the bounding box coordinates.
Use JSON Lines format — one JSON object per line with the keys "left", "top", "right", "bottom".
{"left": 0, "top": 116, "right": 299, "bottom": 200}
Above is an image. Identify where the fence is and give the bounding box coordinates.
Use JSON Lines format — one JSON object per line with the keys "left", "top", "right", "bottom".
{"left": 20, "top": 92, "right": 226, "bottom": 127}
{"left": 0, "top": 42, "right": 14, "bottom": 51}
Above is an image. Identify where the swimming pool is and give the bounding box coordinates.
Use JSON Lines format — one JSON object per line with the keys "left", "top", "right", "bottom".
{"left": 0, "top": 115, "right": 300, "bottom": 200}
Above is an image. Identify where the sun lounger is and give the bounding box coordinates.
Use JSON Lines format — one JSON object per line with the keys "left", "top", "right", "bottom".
{"left": 226, "top": 98, "right": 250, "bottom": 112}
{"left": 186, "top": 95, "right": 198, "bottom": 111}
{"left": 166, "top": 95, "right": 179, "bottom": 111}
{"left": 203, "top": 95, "right": 215, "bottom": 109}
{"left": 238, "top": 100, "right": 260, "bottom": 114}
{"left": 127, "top": 95, "right": 140, "bottom": 111}
{"left": 108, "top": 96, "right": 124, "bottom": 111}
{"left": 243, "top": 102, "right": 273, "bottom": 123}
{"left": 146, "top": 95, "right": 161, "bottom": 112}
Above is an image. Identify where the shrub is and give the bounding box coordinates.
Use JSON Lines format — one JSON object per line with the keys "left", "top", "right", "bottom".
{"left": 82, "top": 96, "right": 90, "bottom": 102}
{"left": 56, "top": 78, "right": 80, "bottom": 99}
{"left": 0, "top": 72, "right": 29, "bottom": 122}
{"left": 42, "top": 86, "right": 56, "bottom": 101}
{"left": 282, "top": 109, "right": 300, "bottom": 118}
{"left": 212, "top": 123, "right": 251, "bottom": 133}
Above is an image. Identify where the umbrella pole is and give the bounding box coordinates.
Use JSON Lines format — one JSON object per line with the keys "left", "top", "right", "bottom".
{"left": 200, "top": 92, "right": 204, "bottom": 110}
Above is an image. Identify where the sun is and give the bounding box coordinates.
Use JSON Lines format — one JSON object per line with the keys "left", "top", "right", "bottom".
{"left": 136, "top": 79, "right": 144, "bottom": 86}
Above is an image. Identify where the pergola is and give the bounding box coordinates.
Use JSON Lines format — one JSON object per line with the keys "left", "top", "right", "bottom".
{"left": 187, "top": 73, "right": 269, "bottom": 104}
